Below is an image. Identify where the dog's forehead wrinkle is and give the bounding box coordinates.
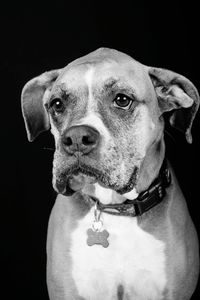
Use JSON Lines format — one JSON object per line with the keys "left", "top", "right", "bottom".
{"left": 101, "top": 77, "right": 131, "bottom": 89}
{"left": 99, "top": 77, "right": 137, "bottom": 97}
{"left": 103, "top": 77, "right": 118, "bottom": 89}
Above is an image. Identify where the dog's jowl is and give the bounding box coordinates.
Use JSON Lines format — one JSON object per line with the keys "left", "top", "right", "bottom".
{"left": 21, "top": 48, "right": 199, "bottom": 300}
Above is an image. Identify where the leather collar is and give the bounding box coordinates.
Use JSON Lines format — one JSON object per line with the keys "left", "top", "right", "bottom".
{"left": 95, "top": 159, "right": 171, "bottom": 217}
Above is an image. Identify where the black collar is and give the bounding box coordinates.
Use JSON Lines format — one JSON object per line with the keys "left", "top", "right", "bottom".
{"left": 95, "top": 159, "right": 171, "bottom": 217}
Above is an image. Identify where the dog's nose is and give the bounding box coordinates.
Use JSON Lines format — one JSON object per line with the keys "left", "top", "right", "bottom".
{"left": 62, "top": 125, "right": 100, "bottom": 155}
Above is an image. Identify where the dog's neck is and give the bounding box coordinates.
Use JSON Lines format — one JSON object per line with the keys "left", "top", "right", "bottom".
{"left": 82, "top": 183, "right": 139, "bottom": 205}
{"left": 81, "top": 161, "right": 170, "bottom": 214}
{"left": 94, "top": 158, "right": 171, "bottom": 217}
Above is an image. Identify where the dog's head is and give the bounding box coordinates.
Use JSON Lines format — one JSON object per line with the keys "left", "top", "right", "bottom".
{"left": 21, "top": 48, "right": 199, "bottom": 203}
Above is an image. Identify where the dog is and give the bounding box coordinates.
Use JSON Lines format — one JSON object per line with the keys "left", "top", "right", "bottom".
{"left": 21, "top": 48, "right": 199, "bottom": 299}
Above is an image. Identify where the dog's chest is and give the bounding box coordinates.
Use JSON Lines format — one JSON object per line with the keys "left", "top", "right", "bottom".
{"left": 70, "top": 208, "right": 167, "bottom": 300}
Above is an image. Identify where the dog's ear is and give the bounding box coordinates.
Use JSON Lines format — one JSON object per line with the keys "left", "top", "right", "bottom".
{"left": 148, "top": 67, "right": 199, "bottom": 143}
{"left": 21, "top": 69, "right": 62, "bottom": 141}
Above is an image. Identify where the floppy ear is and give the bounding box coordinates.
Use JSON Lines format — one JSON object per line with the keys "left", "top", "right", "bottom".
{"left": 148, "top": 67, "right": 199, "bottom": 143}
{"left": 21, "top": 69, "right": 62, "bottom": 141}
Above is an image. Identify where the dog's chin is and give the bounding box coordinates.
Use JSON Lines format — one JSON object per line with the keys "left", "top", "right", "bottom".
{"left": 67, "top": 173, "right": 98, "bottom": 196}
{"left": 54, "top": 165, "right": 139, "bottom": 198}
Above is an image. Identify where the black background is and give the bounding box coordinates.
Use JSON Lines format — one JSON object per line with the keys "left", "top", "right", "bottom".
{"left": 1, "top": 1, "right": 200, "bottom": 299}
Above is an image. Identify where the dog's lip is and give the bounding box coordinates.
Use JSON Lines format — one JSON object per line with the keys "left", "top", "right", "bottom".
{"left": 55, "top": 178, "right": 75, "bottom": 196}
{"left": 55, "top": 166, "right": 102, "bottom": 196}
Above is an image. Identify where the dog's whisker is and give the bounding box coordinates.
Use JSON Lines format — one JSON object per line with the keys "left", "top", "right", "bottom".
{"left": 164, "top": 129, "right": 176, "bottom": 143}
{"left": 42, "top": 147, "right": 55, "bottom": 151}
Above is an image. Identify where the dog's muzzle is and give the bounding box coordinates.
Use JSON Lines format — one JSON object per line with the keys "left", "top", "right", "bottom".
{"left": 55, "top": 125, "right": 101, "bottom": 195}
{"left": 54, "top": 124, "right": 139, "bottom": 197}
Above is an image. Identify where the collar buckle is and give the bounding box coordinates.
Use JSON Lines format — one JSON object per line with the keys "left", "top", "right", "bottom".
{"left": 138, "top": 190, "right": 149, "bottom": 201}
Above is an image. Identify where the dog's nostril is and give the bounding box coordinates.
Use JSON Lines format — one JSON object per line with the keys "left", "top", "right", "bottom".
{"left": 62, "top": 126, "right": 100, "bottom": 154}
{"left": 82, "top": 135, "right": 95, "bottom": 146}
{"left": 64, "top": 137, "right": 73, "bottom": 146}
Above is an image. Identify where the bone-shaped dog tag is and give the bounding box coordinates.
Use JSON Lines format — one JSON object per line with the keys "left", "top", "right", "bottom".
{"left": 86, "top": 203, "right": 109, "bottom": 248}
{"left": 87, "top": 228, "right": 109, "bottom": 248}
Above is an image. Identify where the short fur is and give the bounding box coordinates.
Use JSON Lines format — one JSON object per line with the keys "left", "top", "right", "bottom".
{"left": 21, "top": 48, "right": 199, "bottom": 299}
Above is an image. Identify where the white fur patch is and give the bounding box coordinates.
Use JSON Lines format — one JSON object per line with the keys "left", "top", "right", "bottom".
{"left": 84, "top": 67, "right": 95, "bottom": 110}
{"left": 82, "top": 183, "right": 137, "bottom": 205}
{"left": 70, "top": 209, "right": 167, "bottom": 300}
{"left": 93, "top": 183, "right": 114, "bottom": 204}
{"left": 75, "top": 67, "right": 112, "bottom": 143}
{"left": 93, "top": 183, "right": 138, "bottom": 204}
{"left": 123, "top": 188, "right": 139, "bottom": 200}
{"left": 77, "top": 113, "right": 111, "bottom": 144}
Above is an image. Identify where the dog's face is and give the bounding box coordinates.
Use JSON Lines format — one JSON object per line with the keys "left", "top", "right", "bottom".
{"left": 21, "top": 48, "right": 199, "bottom": 203}
{"left": 49, "top": 53, "right": 163, "bottom": 197}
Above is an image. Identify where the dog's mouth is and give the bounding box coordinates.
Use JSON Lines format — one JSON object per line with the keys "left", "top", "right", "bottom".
{"left": 55, "top": 164, "right": 109, "bottom": 196}
{"left": 54, "top": 163, "right": 139, "bottom": 197}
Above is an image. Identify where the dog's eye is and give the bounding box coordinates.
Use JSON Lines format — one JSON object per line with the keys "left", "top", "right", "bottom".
{"left": 113, "top": 94, "right": 133, "bottom": 110}
{"left": 50, "top": 98, "right": 65, "bottom": 114}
